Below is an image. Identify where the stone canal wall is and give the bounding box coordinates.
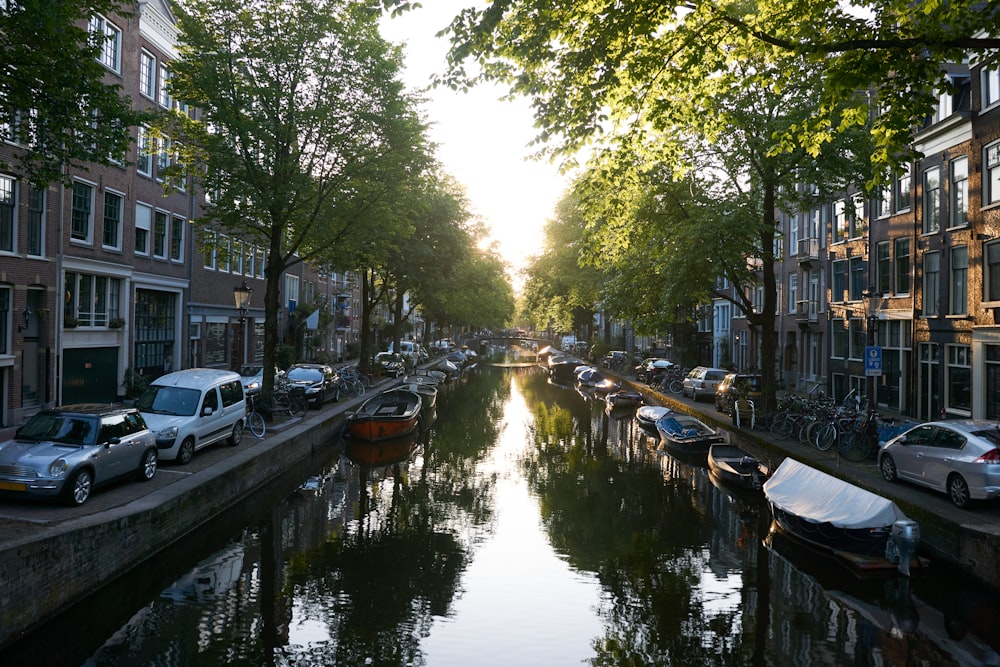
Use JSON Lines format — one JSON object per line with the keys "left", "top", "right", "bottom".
{"left": 0, "top": 412, "right": 348, "bottom": 649}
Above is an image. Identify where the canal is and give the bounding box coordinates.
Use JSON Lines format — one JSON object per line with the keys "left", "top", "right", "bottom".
{"left": 3, "top": 364, "right": 1000, "bottom": 666}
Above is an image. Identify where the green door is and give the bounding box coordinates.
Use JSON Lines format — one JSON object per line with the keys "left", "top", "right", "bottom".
{"left": 63, "top": 347, "right": 119, "bottom": 405}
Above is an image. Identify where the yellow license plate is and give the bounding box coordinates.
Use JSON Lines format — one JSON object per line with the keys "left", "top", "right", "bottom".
{"left": 0, "top": 481, "right": 27, "bottom": 492}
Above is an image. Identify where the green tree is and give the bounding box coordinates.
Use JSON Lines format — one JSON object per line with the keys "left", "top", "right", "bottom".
{"left": 435, "top": 0, "right": 999, "bottom": 175}
{"left": 1, "top": 0, "right": 139, "bottom": 184}
{"left": 164, "top": 0, "right": 429, "bottom": 396}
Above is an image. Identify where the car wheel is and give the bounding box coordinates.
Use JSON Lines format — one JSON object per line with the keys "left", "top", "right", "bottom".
{"left": 879, "top": 454, "right": 897, "bottom": 482}
{"left": 229, "top": 420, "right": 244, "bottom": 446}
{"left": 64, "top": 468, "right": 93, "bottom": 506}
{"left": 178, "top": 437, "right": 196, "bottom": 465}
{"left": 137, "top": 449, "right": 157, "bottom": 481}
{"left": 948, "top": 474, "right": 972, "bottom": 509}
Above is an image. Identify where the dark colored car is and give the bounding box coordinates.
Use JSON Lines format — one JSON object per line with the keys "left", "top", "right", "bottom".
{"left": 284, "top": 363, "right": 338, "bottom": 408}
{"left": 0, "top": 404, "right": 158, "bottom": 506}
{"left": 374, "top": 352, "right": 406, "bottom": 378}
{"left": 714, "top": 373, "right": 763, "bottom": 414}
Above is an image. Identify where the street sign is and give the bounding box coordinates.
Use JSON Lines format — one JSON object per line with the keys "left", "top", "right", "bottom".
{"left": 865, "top": 345, "right": 882, "bottom": 377}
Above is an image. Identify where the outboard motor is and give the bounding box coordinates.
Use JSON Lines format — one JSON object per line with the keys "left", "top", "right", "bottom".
{"left": 886, "top": 519, "right": 921, "bottom": 576}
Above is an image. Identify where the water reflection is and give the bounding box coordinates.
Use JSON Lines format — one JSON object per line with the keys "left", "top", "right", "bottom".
{"left": 3, "top": 365, "right": 1000, "bottom": 666}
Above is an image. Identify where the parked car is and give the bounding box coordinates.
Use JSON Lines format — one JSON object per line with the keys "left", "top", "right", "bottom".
{"left": 878, "top": 420, "right": 1000, "bottom": 509}
{"left": 239, "top": 365, "right": 283, "bottom": 395}
{"left": 374, "top": 352, "right": 406, "bottom": 378}
{"left": 136, "top": 368, "right": 246, "bottom": 464}
{"left": 714, "top": 373, "right": 764, "bottom": 414}
{"left": 0, "top": 404, "right": 158, "bottom": 506}
{"left": 682, "top": 366, "right": 729, "bottom": 401}
{"left": 284, "top": 363, "right": 339, "bottom": 408}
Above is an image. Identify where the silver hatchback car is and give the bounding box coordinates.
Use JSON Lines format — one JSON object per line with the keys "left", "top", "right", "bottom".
{"left": 877, "top": 420, "right": 1000, "bottom": 509}
{"left": 0, "top": 404, "right": 158, "bottom": 506}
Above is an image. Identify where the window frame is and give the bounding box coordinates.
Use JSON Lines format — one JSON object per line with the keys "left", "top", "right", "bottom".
{"left": 70, "top": 180, "right": 95, "bottom": 244}
{"left": 102, "top": 189, "right": 123, "bottom": 251}
{"left": 986, "top": 141, "right": 1000, "bottom": 208}
{"left": 89, "top": 14, "right": 121, "bottom": 73}
{"left": 0, "top": 174, "right": 14, "bottom": 253}
{"left": 922, "top": 166, "right": 941, "bottom": 234}
{"left": 135, "top": 202, "right": 151, "bottom": 256}
{"left": 894, "top": 237, "right": 911, "bottom": 295}
{"left": 923, "top": 250, "right": 940, "bottom": 316}
{"left": 139, "top": 50, "right": 156, "bottom": 99}
{"left": 949, "top": 245, "right": 968, "bottom": 316}
{"left": 949, "top": 157, "right": 968, "bottom": 228}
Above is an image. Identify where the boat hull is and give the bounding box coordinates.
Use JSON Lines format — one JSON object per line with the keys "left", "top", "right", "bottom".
{"left": 707, "top": 444, "right": 770, "bottom": 491}
{"left": 348, "top": 389, "right": 422, "bottom": 442}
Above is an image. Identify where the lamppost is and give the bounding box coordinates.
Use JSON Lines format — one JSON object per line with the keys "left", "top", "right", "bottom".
{"left": 233, "top": 280, "right": 253, "bottom": 370}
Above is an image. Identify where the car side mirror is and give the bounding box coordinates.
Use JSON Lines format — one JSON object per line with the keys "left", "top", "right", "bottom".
{"left": 202, "top": 406, "right": 214, "bottom": 417}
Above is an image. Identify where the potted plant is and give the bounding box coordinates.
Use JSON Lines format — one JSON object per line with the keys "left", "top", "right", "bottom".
{"left": 109, "top": 317, "right": 125, "bottom": 329}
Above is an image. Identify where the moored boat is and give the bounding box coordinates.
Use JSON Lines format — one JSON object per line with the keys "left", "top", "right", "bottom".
{"left": 636, "top": 405, "right": 671, "bottom": 433}
{"left": 707, "top": 444, "right": 771, "bottom": 492}
{"left": 655, "top": 412, "right": 726, "bottom": 461}
{"left": 347, "top": 388, "right": 422, "bottom": 442}
{"left": 605, "top": 390, "right": 643, "bottom": 409}
{"left": 400, "top": 381, "right": 437, "bottom": 409}
{"left": 762, "top": 458, "right": 923, "bottom": 575}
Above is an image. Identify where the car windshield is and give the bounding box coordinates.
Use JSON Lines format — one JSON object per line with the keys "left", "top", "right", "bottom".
{"left": 240, "top": 365, "right": 263, "bottom": 377}
{"left": 287, "top": 368, "right": 322, "bottom": 382}
{"left": 135, "top": 385, "right": 201, "bottom": 416}
{"left": 18, "top": 413, "right": 98, "bottom": 446}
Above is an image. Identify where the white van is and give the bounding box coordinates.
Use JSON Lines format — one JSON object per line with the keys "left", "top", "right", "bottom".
{"left": 134, "top": 369, "right": 246, "bottom": 464}
{"left": 389, "top": 341, "right": 421, "bottom": 364}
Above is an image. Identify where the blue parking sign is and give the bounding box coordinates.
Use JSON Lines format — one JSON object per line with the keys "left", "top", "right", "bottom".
{"left": 865, "top": 346, "right": 882, "bottom": 377}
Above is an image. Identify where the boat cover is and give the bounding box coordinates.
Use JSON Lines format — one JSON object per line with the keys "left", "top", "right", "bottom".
{"left": 763, "top": 458, "right": 907, "bottom": 530}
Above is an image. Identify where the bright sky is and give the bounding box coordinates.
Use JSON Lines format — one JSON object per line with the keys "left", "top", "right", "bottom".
{"left": 379, "top": 3, "right": 570, "bottom": 285}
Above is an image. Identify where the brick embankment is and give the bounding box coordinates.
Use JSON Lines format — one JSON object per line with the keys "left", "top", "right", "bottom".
{"left": 0, "top": 379, "right": 394, "bottom": 649}
{"left": 619, "top": 376, "right": 1000, "bottom": 588}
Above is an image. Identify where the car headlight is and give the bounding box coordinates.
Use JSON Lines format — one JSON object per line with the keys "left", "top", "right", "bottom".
{"left": 156, "top": 426, "right": 179, "bottom": 440}
{"left": 49, "top": 459, "right": 70, "bottom": 478}
{"left": 247, "top": 380, "right": 261, "bottom": 390}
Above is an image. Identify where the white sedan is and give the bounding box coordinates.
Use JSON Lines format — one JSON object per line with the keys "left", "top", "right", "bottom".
{"left": 878, "top": 420, "right": 1000, "bottom": 509}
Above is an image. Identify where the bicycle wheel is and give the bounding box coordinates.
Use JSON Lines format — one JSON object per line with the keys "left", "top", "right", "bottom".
{"left": 668, "top": 379, "right": 683, "bottom": 394}
{"left": 814, "top": 422, "right": 837, "bottom": 451}
{"left": 289, "top": 396, "right": 308, "bottom": 418}
{"left": 840, "top": 431, "right": 873, "bottom": 462}
{"left": 247, "top": 411, "right": 266, "bottom": 438}
{"left": 776, "top": 415, "right": 797, "bottom": 440}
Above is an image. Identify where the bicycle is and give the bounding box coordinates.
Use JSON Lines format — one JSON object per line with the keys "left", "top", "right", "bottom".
{"left": 269, "top": 380, "right": 308, "bottom": 418}
{"left": 839, "top": 408, "right": 881, "bottom": 462}
{"left": 245, "top": 392, "right": 266, "bottom": 439}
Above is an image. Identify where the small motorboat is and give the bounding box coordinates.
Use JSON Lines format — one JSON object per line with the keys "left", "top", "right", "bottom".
{"left": 400, "top": 381, "right": 437, "bottom": 409}
{"left": 654, "top": 412, "right": 726, "bottom": 461}
{"left": 605, "top": 390, "right": 643, "bottom": 409}
{"left": 707, "top": 444, "right": 771, "bottom": 492}
{"left": 636, "top": 405, "right": 671, "bottom": 433}
{"left": 763, "top": 458, "right": 923, "bottom": 575}
{"left": 347, "top": 388, "right": 422, "bottom": 442}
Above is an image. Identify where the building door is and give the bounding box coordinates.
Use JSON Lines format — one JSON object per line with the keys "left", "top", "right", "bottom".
{"left": 918, "top": 343, "right": 940, "bottom": 421}
{"left": 63, "top": 347, "right": 119, "bottom": 404}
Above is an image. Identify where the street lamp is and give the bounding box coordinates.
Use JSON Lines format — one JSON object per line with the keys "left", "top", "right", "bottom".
{"left": 233, "top": 280, "right": 253, "bottom": 323}
{"left": 17, "top": 308, "right": 31, "bottom": 332}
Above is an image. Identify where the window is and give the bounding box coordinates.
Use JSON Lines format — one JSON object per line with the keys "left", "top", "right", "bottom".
{"left": 832, "top": 260, "right": 848, "bottom": 302}
{"left": 894, "top": 170, "right": 911, "bottom": 212}
{"left": 64, "top": 272, "right": 121, "bottom": 327}
{"left": 849, "top": 319, "right": 865, "bottom": 360}
{"left": 950, "top": 157, "right": 968, "bottom": 228}
{"left": 849, "top": 257, "right": 864, "bottom": 300}
{"left": 894, "top": 238, "right": 911, "bottom": 294}
{"left": 286, "top": 274, "right": 299, "bottom": 311}
{"left": 850, "top": 194, "right": 865, "bottom": 239}
{"left": 983, "top": 64, "right": 1000, "bottom": 109}
{"left": 877, "top": 185, "right": 891, "bottom": 218}
{"left": 876, "top": 241, "right": 890, "bottom": 294}
{"left": 788, "top": 273, "right": 798, "bottom": 313}
{"left": 255, "top": 247, "right": 265, "bottom": 278}
{"left": 139, "top": 51, "right": 156, "bottom": 98}
{"left": 244, "top": 243, "right": 254, "bottom": 276}
{"left": 833, "top": 199, "right": 847, "bottom": 242}
{"left": 946, "top": 345, "right": 971, "bottom": 413}
{"left": 950, "top": 245, "right": 968, "bottom": 315}
{"left": 923, "top": 251, "right": 940, "bottom": 316}
{"left": 233, "top": 238, "right": 243, "bottom": 274}
{"left": 135, "top": 203, "right": 151, "bottom": 255}
{"left": 153, "top": 210, "right": 167, "bottom": 258}
{"left": 0, "top": 286, "right": 9, "bottom": 355}
{"left": 832, "top": 319, "right": 848, "bottom": 358}
{"left": 922, "top": 166, "right": 940, "bottom": 234}
{"left": 158, "top": 65, "right": 171, "bottom": 108}
{"left": 102, "top": 190, "right": 122, "bottom": 249}
{"left": 219, "top": 234, "right": 231, "bottom": 272}
{"left": 156, "top": 135, "right": 171, "bottom": 181}
{"left": 204, "top": 230, "right": 217, "bottom": 270}
{"left": 89, "top": 14, "right": 121, "bottom": 72}
{"left": 136, "top": 126, "right": 153, "bottom": 177}
{"left": 986, "top": 142, "right": 1000, "bottom": 207}
{"left": 788, "top": 213, "right": 798, "bottom": 256}
{"left": 71, "top": 181, "right": 93, "bottom": 243}
{"left": 27, "top": 185, "right": 43, "bottom": 256}
{"left": 171, "top": 216, "right": 184, "bottom": 261}
{"left": 0, "top": 175, "right": 13, "bottom": 252}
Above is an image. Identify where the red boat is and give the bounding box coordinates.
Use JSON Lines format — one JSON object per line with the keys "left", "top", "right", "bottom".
{"left": 347, "top": 388, "right": 422, "bottom": 441}
{"left": 345, "top": 431, "right": 420, "bottom": 466}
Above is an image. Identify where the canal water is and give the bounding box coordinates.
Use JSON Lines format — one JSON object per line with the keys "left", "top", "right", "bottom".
{"left": 4, "top": 364, "right": 1000, "bottom": 666}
